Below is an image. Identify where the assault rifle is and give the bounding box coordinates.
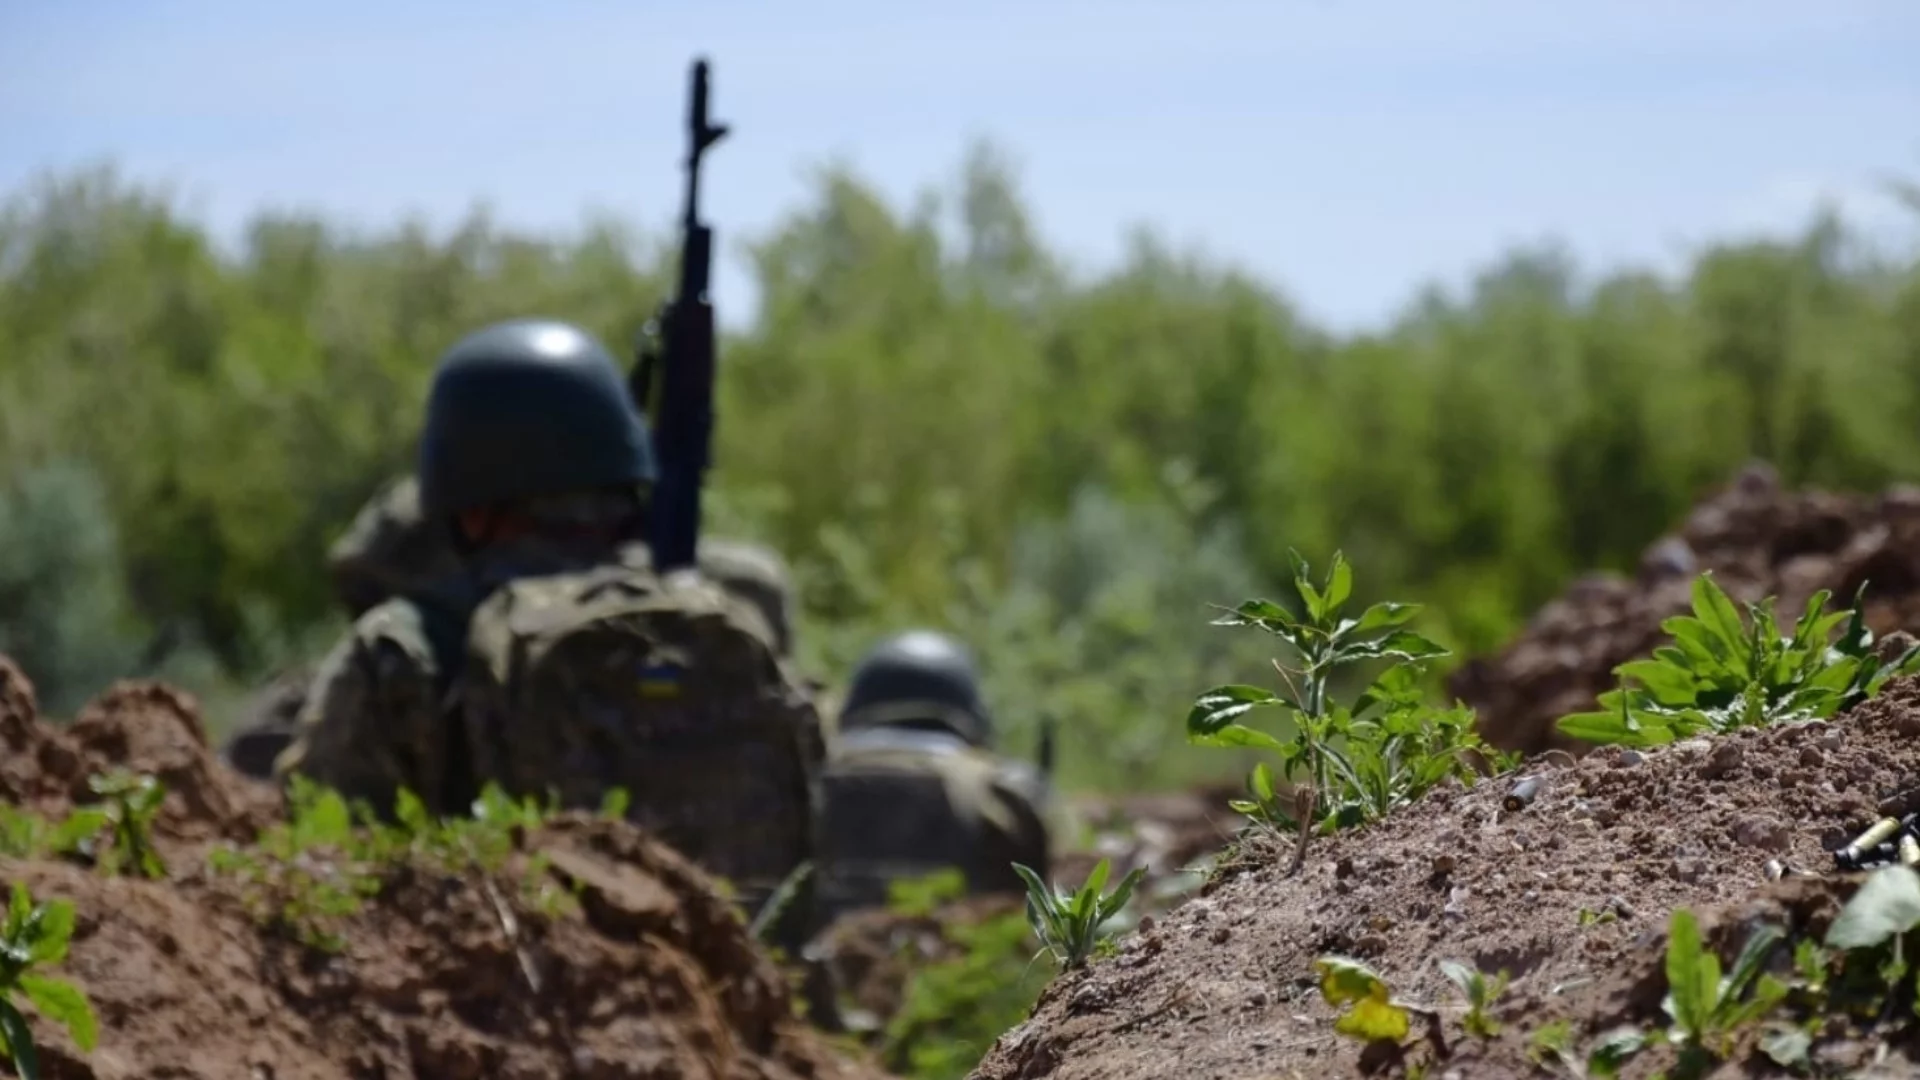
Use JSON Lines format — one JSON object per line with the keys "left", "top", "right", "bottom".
{"left": 633, "top": 57, "right": 729, "bottom": 573}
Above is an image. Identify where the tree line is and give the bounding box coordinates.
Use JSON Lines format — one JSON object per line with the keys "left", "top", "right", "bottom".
{"left": 3, "top": 146, "right": 1916, "bottom": 789}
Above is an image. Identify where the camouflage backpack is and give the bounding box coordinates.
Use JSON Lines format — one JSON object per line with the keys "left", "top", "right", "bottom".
{"left": 451, "top": 563, "right": 823, "bottom": 914}
{"left": 816, "top": 727, "right": 1051, "bottom": 922}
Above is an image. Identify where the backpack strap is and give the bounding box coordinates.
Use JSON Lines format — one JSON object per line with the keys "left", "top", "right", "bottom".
{"left": 408, "top": 577, "right": 486, "bottom": 814}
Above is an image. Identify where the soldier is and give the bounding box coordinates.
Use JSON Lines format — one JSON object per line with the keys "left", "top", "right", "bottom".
{"left": 814, "top": 630, "right": 1053, "bottom": 924}
{"left": 277, "top": 317, "right": 822, "bottom": 933}
{"left": 223, "top": 488, "right": 799, "bottom": 779}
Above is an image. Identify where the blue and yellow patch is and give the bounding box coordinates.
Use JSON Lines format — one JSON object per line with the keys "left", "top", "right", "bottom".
{"left": 637, "top": 662, "right": 684, "bottom": 699}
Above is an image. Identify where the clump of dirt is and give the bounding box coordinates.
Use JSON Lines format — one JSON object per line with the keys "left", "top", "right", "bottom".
{"left": 968, "top": 677, "right": 1920, "bottom": 1080}
{"left": 1452, "top": 463, "right": 1920, "bottom": 755}
{"left": 2, "top": 661, "right": 277, "bottom": 845}
{"left": 1055, "top": 783, "right": 1242, "bottom": 889}
{"left": 0, "top": 653, "right": 891, "bottom": 1080}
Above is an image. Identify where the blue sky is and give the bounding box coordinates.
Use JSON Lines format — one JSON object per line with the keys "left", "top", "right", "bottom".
{"left": 1, "top": 0, "right": 1915, "bottom": 331}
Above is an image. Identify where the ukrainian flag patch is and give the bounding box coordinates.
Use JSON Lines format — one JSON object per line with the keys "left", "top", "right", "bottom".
{"left": 638, "top": 662, "right": 684, "bottom": 699}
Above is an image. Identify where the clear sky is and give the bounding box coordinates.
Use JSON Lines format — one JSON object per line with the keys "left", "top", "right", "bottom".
{"left": 1, "top": 0, "right": 1915, "bottom": 331}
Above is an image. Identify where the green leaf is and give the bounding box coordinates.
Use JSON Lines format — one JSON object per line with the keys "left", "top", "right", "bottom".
{"left": 1187, "top": 684, "right": 1288, "bottom": 738}
{"left": 1759, "top": 1023, "right": 1811, "bottom": 1068}
{"left": 1615, "top": 659, "right": 1697, "bottom": 706}
{"left": 1692, "top": 574, "right": 1751, "bottom": 665}
{"left": 1187, "top": 723, "right": 1287, "bottom": 753}
{"left": 25, "top": 900, "right": 75, "bottom": 965}
{"left": 1350, "top": 601, "right": 1421, "bottom": 635}
{"left": 18, "top": 975, "right": 97, "bottom": 1052}
{"left": 1664, "top": 909, "right": 1717, "bottom": 1039}
{"left": 1585, "top": 1027, "right": 1647, "bottom": 1075}
{"left": 1333, "top": 996, "right": 1410, "bottom": 1042}
{"left": 1212, "top": 598, "right": 1292, "bottom": 628}
{"left": 1250, "top": 763, "right": 1276, "bottom": 804}
{"left": 1316, "top": 955, "right": 1391, "bottom": 1006}
{"left": 1437, "top": 959, "right": 1475, "bottom": 995}
{"left": 1720, "top": 924, "right": 1782, "bottom": 1004}
{"left": 1324, "top": 553, "right": 1353, "bottom": 614}
{"left": 598, "top": 788, "right": 631, "bottom": 820}
{"left": 1556, "top": 710, "right": 1647, "bottom": 746}
{"left": 0, "top": 997, "right": 40, "bottom": 1080}
{"left": 1827, "top": 866, "right": 1920, "bottom": 949}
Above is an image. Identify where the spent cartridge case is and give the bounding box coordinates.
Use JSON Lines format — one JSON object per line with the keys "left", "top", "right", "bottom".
{"left": 1503, "top": 776, "right": 1542, "bottom": 812}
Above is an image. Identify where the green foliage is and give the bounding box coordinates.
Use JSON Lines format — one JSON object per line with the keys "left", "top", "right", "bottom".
{"left": 84, "top": 770, "right": 166, "bottom": 879}
{"left": 0, "top": 461, "right": 150, "bottom": 717}
{"left": 1012, "top": 857, "right": 1143, "bottom": 969}
{"left": 0, "top": 884, "right": 99, "bottom": 1080}
{"left": 206, "top": 776, "right": 568, "bottom": 952}
{"left": 0, "top": 770, "right": 169, "bottom": 880}
{"left": 1660, "top": 910, "right": 1788, "bottom": 1067}
{"left": 878, "top": 871, "right": 1051, "bottom": 1080}
{"left": 4, "top": 160, "right": 1920, "bottom": 785}
{"left": 1190, "top": 551, "right": 1513, "bottom": 832}
{"left": 1439, "top": 959, "right": 1510, "bottom": 1038}
{"left": 1557, "top": 575, "right": 1920, "bottom": 747}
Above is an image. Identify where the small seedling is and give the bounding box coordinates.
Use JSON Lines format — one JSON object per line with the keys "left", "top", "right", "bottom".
{"left": 1660, "top": 908, "right": 1787, "bottom": 1068}
{"left": 0, "top": 884, "right": 99, "bottom": 1080}
{"left": 1438, "top": 959, "right": 1509, "bottom": 1038}
{"left": 1012, "top": 858, "right": 1143, "bottom": 969}
{"left": 1316, "top": 955, "right": 1413, "bottom": 1044}
{"left": 1526, "top": 1020, "right": 1581, "bottom": 1074}
{"left": 86, "top": 770, "right": 167, "bottom": 879}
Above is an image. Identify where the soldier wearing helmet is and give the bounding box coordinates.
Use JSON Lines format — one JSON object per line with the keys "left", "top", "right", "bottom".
{"left": 276, "top": 320, "right": 821, "bottom": 862}
{"left": 814, "top": 630, "right": 1054, "bottom": 923}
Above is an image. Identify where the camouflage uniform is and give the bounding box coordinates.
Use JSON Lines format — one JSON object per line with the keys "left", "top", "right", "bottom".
{"left": 324, "top": 471, "right": 796, "bottom": 652}
{"left": 227, "top": 478, "right": 798, "bottom": 782}
{"left": 816, "top": 631, "right": 1053, "bottom": 923}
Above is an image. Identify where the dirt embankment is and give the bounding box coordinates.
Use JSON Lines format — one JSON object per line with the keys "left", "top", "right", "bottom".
{"left": 969, "top": 674, "right": 1920, "bottom": 1080}
{"left": 0, "top": 655, "right": 890, "bottom": 1080}
{"left": 1451, "top": 463, "right": 1920, "bottom": 756}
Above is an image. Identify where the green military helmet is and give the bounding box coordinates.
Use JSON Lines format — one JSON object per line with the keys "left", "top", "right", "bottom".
{"left": 418, "top": 318, "right": 657, "bottom": 516}
{"left": 838, "top": 630, "right": 993, "bottom": 748}
{"left": 694, "top": 538, "right": 795, "bottom": 658}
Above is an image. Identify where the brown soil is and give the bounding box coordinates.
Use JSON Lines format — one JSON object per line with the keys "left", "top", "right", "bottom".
{"left": 0, "top": 655, "right": 891, "bottom": 1080}
{"left": 1451, "top": 463, "right": 1920, "bottom": 755}
{"left": 968, "top": 675, "right": 1920, "bottom": 1080}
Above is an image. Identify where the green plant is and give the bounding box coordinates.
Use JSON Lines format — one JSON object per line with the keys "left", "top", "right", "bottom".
{"left": 0, "top": 884, "right": 99, "bottom": 1080}
{"left": 1012, "top": 857, "right": 1143, "bottom": 969}
{"left": 1189, "top": 551, "right": 1514, "bottom": 833}
{"left": 0, "top": 804, "right": 108, "bottom": 862}
{"left": 1557, "top": 575, "right": 1920, "bottom": 747}
{"left": 882, "top": 906, "right": 1049, "bottom": 1080}
{"left": 85, "top": 770, "right": 167, "bottom": 879}
{"left": 207, "top": 777, "right": 566, "bottom": 953}
{"left": 1660, "top": 908, "right": 1788, "bottom": 1071}
{"left": 1316, "top": 955, "right": 1415, "bottom": 1044}
{"left": 1438, "top": 959, "right": 1509, "bottom": 1038}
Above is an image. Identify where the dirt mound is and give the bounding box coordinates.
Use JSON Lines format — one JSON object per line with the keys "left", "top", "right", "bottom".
{"left": 1056, "top": 783, "right": 1242, "bottom": 884}
{"left": 1452, "top": 463, "right": 1920, "bottom": 755}
{"left": 968, "top": 677, "right": 1920, "bottom": 1079}
{"left": 0, "top": 655, "right": 891, "bottom": 1080}
{"left": 2, "top": 662, "right": 277, "bottom": 844}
